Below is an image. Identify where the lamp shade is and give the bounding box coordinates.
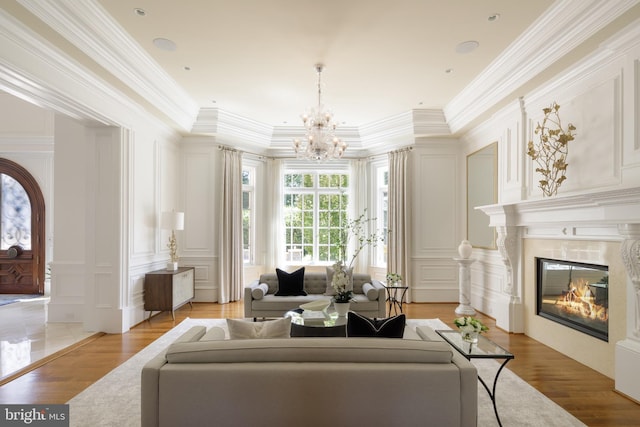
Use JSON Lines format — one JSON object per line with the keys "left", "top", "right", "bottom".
{"left": 161, "top": 211, "right": 184, "bottom": 231}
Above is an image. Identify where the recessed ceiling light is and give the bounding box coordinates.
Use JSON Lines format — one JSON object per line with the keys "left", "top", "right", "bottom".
{"left": 184, "top": 66, "right": 191, "bottom": 71}
{"left": 134, "top": 8, "right": 146, "bottom": 17}
{"left": 455, "top": 40, "right": 479, "bottom": 54}
{"left": 153, "top": 38, "right": 177, "bottom": 51}
{"left": 488, "top": 13, "right": 500, "bottom": 22}
{"left": 445, "top": 68, "right": 453, "bottom": 74}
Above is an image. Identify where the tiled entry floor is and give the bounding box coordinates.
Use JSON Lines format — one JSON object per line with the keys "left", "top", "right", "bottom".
{"left": 0, "top": 297, "right": 95, "bottom": 380}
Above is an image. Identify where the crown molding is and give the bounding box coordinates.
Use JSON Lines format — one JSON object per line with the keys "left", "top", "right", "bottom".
{"left": 192, "top": 108, "right": 274, "bottom": 147}
{"left": 0, "top": 9, "right": 120, "bottom": 125}
{"left": 17, "top": 0, "right": 199, "bottom": 131}
{"left": 411, "top": 109, "right": 451, "bottom": 137}
{"left": 445, "top": 0, "right": 640, "bottom": 134}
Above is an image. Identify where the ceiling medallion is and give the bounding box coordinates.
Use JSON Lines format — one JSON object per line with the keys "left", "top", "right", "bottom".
{"left": 293, "top": 64, "right": 347, "bottom": 161}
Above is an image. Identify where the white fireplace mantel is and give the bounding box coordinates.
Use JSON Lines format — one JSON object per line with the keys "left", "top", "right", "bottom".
{"left": 477, "top": 186, "right": 640, "bottom": 230}
{"left": 477, "top": 186, "right": 640, "bottom": 402}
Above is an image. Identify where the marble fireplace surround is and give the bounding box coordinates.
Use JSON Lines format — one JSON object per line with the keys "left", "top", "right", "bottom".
{"left": 479, "top": 186, "right": 640, "bottom": 401}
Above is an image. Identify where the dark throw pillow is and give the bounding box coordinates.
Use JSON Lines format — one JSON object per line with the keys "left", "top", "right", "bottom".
{"left": 346, "top": 312, "right": 406, "bottom": 338}
{"left": 275, "top": 267, "right": 307, "bottom": 296}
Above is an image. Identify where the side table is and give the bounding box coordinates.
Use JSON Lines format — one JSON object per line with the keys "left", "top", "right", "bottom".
{"left": 436, "top": 329, "right": 514, "bottom": 427}
{"left": 382, "top": 285, "right": 409, "bottom": 316}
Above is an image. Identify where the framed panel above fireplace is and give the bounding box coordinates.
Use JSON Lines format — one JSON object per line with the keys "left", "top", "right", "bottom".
{"left": 536, "top": 257, "right": 609, "bottom": 342}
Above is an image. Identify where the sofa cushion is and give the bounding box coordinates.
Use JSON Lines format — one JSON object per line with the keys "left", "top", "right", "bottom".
{"left": 227, "top": 317, "right": 292, "bottom": 339}
{"left": 275, "top": 267, "right": 307, "bottom": 296}
{"left": 324, "top": 266, "right": 353, "bottom": 296}
{"left": 165, "top": 337, "right": 453, "bottom": 364}
{"left": 347, "top": 312, "right": 406, "bottom": 338}
{"left": 251, "top": 283, "right": 269, "bottom": 300}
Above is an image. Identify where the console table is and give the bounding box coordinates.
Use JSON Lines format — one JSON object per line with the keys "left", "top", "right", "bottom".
{"left": 436, "top": 329, "right": 514, "bottom": 427}
{"left": 144, "top": 267, "right": 194, "bottom": 320}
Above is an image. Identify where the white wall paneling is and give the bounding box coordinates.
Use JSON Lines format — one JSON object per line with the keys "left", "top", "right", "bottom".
{"left": 180, "top": 139, "right": 220, "bottom": 302}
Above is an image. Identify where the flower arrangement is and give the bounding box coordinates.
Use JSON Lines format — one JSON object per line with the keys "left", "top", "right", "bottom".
{"left": 331, "top": 260, "right": 352, "bottom": 303}
{"left": 454, "top": 316, "right": 489, "bottom": 335}
{"left": 386, "top": 272, "right": 402, "bottom": 286}
{"left": 526, "top": 102, "right": 577, "bottom": 197}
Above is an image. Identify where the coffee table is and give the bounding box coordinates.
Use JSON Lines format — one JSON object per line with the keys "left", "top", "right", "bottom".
{"left": 285, "top": 309, "right": 347, "bottom": 337}
{"left": 436, "top": 329, "right": 514, "bottom": 427}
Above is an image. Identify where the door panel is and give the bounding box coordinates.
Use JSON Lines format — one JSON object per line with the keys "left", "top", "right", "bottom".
{"left": 0, "top": 159, "right": 44, "bottom": 295}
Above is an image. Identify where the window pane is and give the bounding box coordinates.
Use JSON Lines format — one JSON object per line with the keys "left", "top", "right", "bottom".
{"left": 282, "top": 170, "right": 349, "bottom": 264}
{"left": 1, "top": 174, "right": 31, "bottom": 250}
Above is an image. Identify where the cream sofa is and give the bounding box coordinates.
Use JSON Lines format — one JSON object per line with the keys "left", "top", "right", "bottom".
{"left": 141, "top": 325, "right": 478, "bottom": 427}
{"left": 244, "top": 271, "right": 386, "bottom": 320}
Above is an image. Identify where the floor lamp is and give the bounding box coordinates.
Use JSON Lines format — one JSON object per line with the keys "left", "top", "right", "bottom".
{"left": 162, "top": 211, "right": 184, "bottom": 271}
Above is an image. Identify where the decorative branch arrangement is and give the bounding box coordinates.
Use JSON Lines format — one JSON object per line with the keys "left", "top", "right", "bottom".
{"left": 527, "top": 102, "right": 577, "bottom": 197}
{"left": 339, "top": 210, "right": 385, "bottom": 270}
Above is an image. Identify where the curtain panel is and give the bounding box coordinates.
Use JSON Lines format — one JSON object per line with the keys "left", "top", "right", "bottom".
{"left": 349, "top": 159, "right": 369, "bottom": 273}
{"left": 218, "top": 148, "right": 244, "bottom": 303}
{"left": 388, "top": 149, "right": 411, "bottom": 302}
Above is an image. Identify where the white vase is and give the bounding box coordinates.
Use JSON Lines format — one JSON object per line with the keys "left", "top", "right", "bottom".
{"left": 333, "top": 302, "right": 350, "bottom": 317}
{"left": 458, "top": 240, "right": 472, "bottom": 259}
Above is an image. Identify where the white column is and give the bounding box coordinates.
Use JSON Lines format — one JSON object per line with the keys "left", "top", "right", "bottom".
{"left": 454, "top": 258, "right": 476, "bottom": 316}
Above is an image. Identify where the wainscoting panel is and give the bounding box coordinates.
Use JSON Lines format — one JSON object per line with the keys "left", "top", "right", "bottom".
{"left": 183, "top": 256, "right": 218, "bottom": 302}
{"left": 411, "top": 258, "right": 458, "bottom": 302}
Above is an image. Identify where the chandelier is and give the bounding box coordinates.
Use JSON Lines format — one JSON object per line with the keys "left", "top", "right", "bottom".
{"left": 293, "top": 64, "right": 347, "bottom": 161}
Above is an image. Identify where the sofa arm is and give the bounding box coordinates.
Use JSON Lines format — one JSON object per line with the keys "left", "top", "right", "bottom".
{"left": 451, "top": 351, "right": 478, "bottom": 426}
{"left": 141, "top": 351, "right": 169, "bottom": 427}
{"left": 370, "top": 279, "right": 387, "bottom": 318}
{"left": 244, "top": 280, "right": 261, "bottom": 318}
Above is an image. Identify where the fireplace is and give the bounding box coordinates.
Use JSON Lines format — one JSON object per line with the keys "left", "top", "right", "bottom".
{"left": 536, "top": 257, "right": 609, "bottom": 342}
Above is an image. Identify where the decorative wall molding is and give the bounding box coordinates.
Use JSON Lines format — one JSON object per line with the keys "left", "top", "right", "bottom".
{"left": 17, "top": 0, "right": 199, "bottom": 131}
{"left": 444, "top": 0, "right": 639, "bottom": 134}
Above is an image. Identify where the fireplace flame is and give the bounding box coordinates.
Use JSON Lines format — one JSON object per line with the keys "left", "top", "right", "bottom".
{"left": 561, "top": 279, "right": 608, "bottom": 322}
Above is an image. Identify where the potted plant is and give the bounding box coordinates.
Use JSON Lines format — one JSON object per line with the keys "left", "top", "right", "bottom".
{"left": 454, "top": 316, "right": 489, "bottom": 343}
{"left": 331, "top": 260, "right": 352, "bottom": 316}
{"left": 386, "top": 272, "right": 402, "bottom": 287}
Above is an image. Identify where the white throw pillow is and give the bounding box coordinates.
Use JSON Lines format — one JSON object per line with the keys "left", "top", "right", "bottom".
{"left": 251, "top": 283, "right": 269, "bottom": 300}
{"left": 226, "top": 317, "right": 292, "bottom": 339}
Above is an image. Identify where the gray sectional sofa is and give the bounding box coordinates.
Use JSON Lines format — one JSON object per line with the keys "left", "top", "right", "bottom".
{"left": 141, "top": 325, "right": 478, "bottom": 427}
{"left": 244, "top": 271, "right": 386, "bottom": 319}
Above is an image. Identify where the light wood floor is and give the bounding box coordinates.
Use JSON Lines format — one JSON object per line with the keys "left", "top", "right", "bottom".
{"left": 0, "top": 302, "right": 638, "bottom": 426}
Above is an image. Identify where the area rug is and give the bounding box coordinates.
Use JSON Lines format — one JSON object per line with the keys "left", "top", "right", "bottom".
{"left": 0, "top": 294, "right": 42, "bottom": 307}
{"left": 67, "top": 318, "right": 585, "bottom": 427}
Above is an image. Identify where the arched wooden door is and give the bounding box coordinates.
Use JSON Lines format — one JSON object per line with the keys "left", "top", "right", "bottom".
{"left": 0, "top": 158, "right": 45, "bottom": 294}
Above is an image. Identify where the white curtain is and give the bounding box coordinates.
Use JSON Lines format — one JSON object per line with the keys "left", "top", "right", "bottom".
{"left": 388, "top": 149, "right": 411, "bottom": 302}
{"left": 265, "top": 158, "right": 283, "bottom": 271}
{"left": 349, "top": 159, "right": 369, "bottom": 273}
{"left": 218, "top": 148, "right": 244, "bottom": 303}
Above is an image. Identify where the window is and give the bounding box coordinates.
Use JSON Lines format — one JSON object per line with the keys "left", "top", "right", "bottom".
{"left": 242, "top": 166, "right": 255, "bottom": 264}
{"left": 283, "top": 171, "right": 349, "bottom": 264}
{"left": 375, "top": 164, "right": 388, "bottom": 266}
